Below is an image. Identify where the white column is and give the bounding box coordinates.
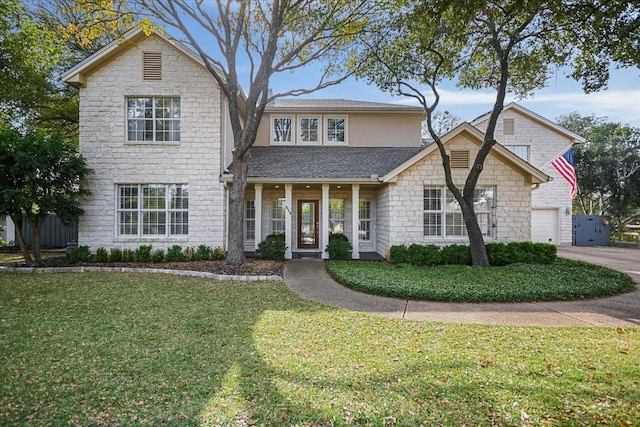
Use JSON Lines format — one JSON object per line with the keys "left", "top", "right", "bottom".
{"left": 254, "top": 184, "right": 263, "bottom": 251}
{"left": 351, "top": 184, "right": 360, "bottom": 259}
{"left": 322, "top": 184, "right": 330, "bottom": 259}
{"left": 285, "top": 183, "right": 293, "bottom": 259}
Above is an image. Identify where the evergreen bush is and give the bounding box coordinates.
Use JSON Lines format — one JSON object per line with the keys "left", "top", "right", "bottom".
{"left": 325, "top": 233, "right": 352, "bottom": 260}
{"left": 256, "top": 234, "right": 286, "bottom": 260}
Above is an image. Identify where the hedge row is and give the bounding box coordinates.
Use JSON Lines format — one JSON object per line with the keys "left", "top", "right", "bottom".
{"left": 66, "top": 244, "right": 225, "bottom": 264}
{"left": 389, "top": 242, "right": 557, "bottom": 266}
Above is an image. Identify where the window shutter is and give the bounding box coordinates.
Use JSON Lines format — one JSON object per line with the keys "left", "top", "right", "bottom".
{"left": 450, "top": 150, "right": 469, "bottom": 169}
{"left": 503, "top": 118, "right": 515, "bottom": 135}
{"left": 143, "top": 52, "right": 162, "bottom": 80}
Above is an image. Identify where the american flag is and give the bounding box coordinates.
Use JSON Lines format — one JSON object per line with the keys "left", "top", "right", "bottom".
{"left": 551, "top": 147, "right": 577, "bottom": 199}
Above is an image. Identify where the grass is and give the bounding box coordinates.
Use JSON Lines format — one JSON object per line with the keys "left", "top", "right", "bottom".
{"left": 1, "top": 272, "right": 639, "bottom": 426}
{"left": 325, "top": 258, "right": 636, "bottom": 302}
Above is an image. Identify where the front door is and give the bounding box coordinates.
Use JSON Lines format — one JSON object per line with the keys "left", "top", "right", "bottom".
{"left": 298, "top": 200, "right": 319, "bottom": 249}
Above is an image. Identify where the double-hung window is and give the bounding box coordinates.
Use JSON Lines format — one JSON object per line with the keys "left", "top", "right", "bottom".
{"left": 299, "top": 116, "right": 321, "bottom": 144}
{"left": 359, "top": 200, "right": 372, "bottom": 241}
{"left": 271, "top": 198, "right": 286, "bottom": 234}
{"left": 504, "top": 145, "right": 530, "bottom": 161}
{"left": 329, "top": 199, "right": 345, "bottom": 234}
{"left": 423, "top": 186, "right": 496, "bottom": 238}
{"left": 326, "top": 116, "right": 347, "bottom": 144}
{"left": 127, "top": 97, "right": 180, "bottom": 142}
{"left": 117, "top": 184, "right": 188, "bottom": 237}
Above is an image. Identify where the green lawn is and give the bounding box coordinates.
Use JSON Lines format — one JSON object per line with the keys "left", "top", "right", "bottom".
{"left": 1, "top": 273, "right": 639, "bottom": 426}
{"left": 325, "top": 258, "right": 636, "bottom": 302}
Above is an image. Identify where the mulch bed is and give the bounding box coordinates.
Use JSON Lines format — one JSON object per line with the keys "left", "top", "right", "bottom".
{"left": 7, "top": 256, "right": 285, "bottom": 277}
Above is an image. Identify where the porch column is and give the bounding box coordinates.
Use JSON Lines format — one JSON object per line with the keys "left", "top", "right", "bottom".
{"left": 254, "top": 184, "right": 263, "bottom": 251}
{"left": 285, "top": 183, "right": 293, "bottom": 259}
{"left": 351, "top": 184, "right": 360, "bottom": 259}
{"left": 322, "top": 184, "right": 330, "bottom": 259}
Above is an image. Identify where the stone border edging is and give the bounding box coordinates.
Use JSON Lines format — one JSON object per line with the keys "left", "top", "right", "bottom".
{"left": 0, "top": 266, "right": 283, "bottom": 282}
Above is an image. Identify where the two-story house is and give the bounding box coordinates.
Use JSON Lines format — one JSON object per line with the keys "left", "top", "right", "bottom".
{"left": 62, "top": 28, "right": 564, "bottom": 260}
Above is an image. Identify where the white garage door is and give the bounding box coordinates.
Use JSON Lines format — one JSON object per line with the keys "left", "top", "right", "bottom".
{"left": 531, "top": 209, "right": 559, "bottom": 244}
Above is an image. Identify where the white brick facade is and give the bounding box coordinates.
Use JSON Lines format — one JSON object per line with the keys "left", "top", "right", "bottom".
{"left": 76, "top": 36, "right": 225, "bottom": 250}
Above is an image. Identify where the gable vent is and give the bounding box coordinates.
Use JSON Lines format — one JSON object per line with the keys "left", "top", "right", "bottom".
{"left": 450, "top": 150, "right": 469, "bottom": 169}
{"left": 143, "top": 52, "right": 162, "bottom": 80}
{"left": 503, "top": 118, "right": 515, "bottom": 135}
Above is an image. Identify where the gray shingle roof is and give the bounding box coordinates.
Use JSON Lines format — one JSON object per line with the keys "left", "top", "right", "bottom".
{"left": 235, "top": 146, "right": 423, "bottom": 179}
{"left": 265, "top": 98, "right": 424, "bottom": 112}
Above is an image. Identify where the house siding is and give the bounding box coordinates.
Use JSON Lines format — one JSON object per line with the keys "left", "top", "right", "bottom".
{"left": 474, "top": 109, "right": 574, "bottom": 245}
{"left": 77, "top": 36, "right": 225, "bottom": 250}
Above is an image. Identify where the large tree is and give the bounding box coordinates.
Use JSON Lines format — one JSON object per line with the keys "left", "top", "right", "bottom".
{"left": 137, "top": 0, "right": 372, "bottom": 265}
{"left": 557, "top": 112, "right": 640, "bottom": 229}
{"left": 358, "top": 0, "right": 638, "bottom": 266}
{"left": 0, "top": 129, "right": 92, "bottom": 265}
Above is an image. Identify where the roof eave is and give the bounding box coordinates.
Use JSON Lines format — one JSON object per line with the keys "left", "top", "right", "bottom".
{"left": 219, "top": 174, "right": 383, "bottom": 184}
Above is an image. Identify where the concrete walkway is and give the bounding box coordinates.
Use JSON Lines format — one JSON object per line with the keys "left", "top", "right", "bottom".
{"left": 283, "top": 246, "right": 640, "bottom": 327}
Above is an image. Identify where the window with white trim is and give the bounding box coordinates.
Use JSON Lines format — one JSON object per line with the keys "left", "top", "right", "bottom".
{"left": 245, "top": 200, "right": 255, "bottom": 241}
{"left": 504, "top": 145, "right": 530, "bottom": 161}
{"left": 272, "top": 116, "right": 294, "bottom": 144}
{"left": 423, "top": 186, "right": 496, "bottom": 238}
{"left": 329, "top": 199, "right": 345, "bottom": 234}
{"left": 127, "top": 97, "right": 180, "bottom": 142}
{"left": 117, "top": 184, "right": 188, "bottom": 237}
{"left": 299, "top": 116, "right": 321, "bottom": 143}
{"left": 326, "top": 116, "right": 347, "bottom": 143}
{"left": 271, "top": 198, "right": 286, "bottom": 234}
{"left": 359, "top": 199, "right": 372, "bottom": 241}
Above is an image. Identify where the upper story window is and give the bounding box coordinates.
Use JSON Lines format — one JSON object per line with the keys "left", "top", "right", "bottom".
{"left": 326, "top": 116, "right": 347, "bottom": 144}
{"left": 272, "top": 116, "right": 294, "bottom": 144}
{"left": 127, "top": 97, "right": 180, "bottom": 142}
{"left": 299, "top": 116, "right": 321, "bottom": 144}
{"left": 505, "top": 145, "right": 530, "bottom": 162}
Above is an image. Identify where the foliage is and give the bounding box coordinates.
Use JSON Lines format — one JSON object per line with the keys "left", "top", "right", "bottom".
{"left": 440, "top": 244, "right": 472, "bottom": 266}
{"left": 326, "top": 258, "right": 634, "bottom": 302}
{"left": 0, "top": 128, "right": 92, "bottom": 265}
{"left": 325, "top": 233, "right": 352, "bottom": 260}
{"left": 134, "top": 244, "right": 153, "bottom": 263}
{"left": 256, "top": 234, "right": 287, "bottom": 261}
{"left": 121, "top": 248, "right": 134, "bottom": 262}
{"left": 1, "top": 272, "right": 638, "bottom": 425}
{"left": 557, "top": 112, "right": 640, "bottom": 228}
{"left": 166, "top": 245, "right": 186, "bottom": 262}
{"left": 108, "top": 248, "right": 122, "bottom": 262}
{"left": 65, "top": 245, "right": 92, "bottom": 263}
{"left": 183, "top": 246, "right": 195, "bottom": 262}
{"left": 211, "top": 246, "right": 225, "bottom": 261}
{"left": 389, "top": 244, "right": 409, "bottom": 264}
{"left": 94, "top": 247, "right": 109, "bottom": 263}
{"left": 194, "top": 244, "right": 212, "bottom": 261}
{"left": 151, "top": 248, "right": 165, "bottom": 263}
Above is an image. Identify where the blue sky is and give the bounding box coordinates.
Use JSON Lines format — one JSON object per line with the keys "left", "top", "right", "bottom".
{"left": 267, "top": 66, "right": 640, "bottom": 128}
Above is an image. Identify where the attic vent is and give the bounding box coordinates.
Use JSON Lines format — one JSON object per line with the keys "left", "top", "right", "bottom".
{"left": 450, "top": 150, "right": 469, "bottom": 169}
{"left": 503, "top": 118, "right": 515, "bottom": 135}
{"left": 143, "top": 52, "right": 162, "bottom": 80}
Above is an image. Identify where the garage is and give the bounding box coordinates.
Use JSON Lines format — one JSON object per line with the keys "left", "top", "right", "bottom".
{"left": 532, "top": 209, "right": 559, "bottom": 244}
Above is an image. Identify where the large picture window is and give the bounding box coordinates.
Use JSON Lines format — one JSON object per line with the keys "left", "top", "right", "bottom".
{"left": 117, "top": 184, "right": 188, "bottom": 237}
{"left": 423, "top": 186, "right": 496, "bottom": 238}
{"left": 271, "top": 198, "right": 286, "bottom": 234}
{"left": 127, "top": 97, "right": 180, "bottom": 142}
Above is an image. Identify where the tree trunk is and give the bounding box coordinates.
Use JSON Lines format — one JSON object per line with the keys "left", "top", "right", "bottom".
{"left": 32, "top": 218, "right": 43, "bottom": 265}
{"left": 460, "top": 198, "right": 490, "bottom": 266}
{"left": 11, "top": 215, "right": 33, "bottom": 266}
{"left": 226, "top": 151, "right": 249, "bottom": 266}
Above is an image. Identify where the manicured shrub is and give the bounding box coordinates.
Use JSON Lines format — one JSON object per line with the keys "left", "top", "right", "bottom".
{"left": 94, "top": 247, "right": 109, "bottom": 263}
{"left": 486, "top": 242, "right": 509, "bottom": 266}
{"left": 256, "top": 234, "right": 286, "bottom": 261}
{"left": 135, "top": 245, "right": 153, "bottom": 263}
{"left": 66, "top": 245, "right": 92, "bottom": 263}
{"left": 108, "top": 248, "right": 122, "bottom": 262}
{"left": 121, "top": 249, "right": 135, "bottom": 262}
{"left": 194, "top": 244, "right": 212, "bottom": 261}
{"left": 389, "top": 245, "right": 409, "bottom": 264}
{"left": 532, "top": 242, "right": 557, "bottom": 264}
{"left": 151, "top": 249, "right": 165, "bottom": 263}
{"left": 325, "top": 233, "right": 352, "bottom": 260}
{"left": 211, "top": 246, "right": 225, "bottom": 261}
{"left": 441, "top": 244, "right": 472, "bottom": 265}
{"left": 407, "top": 243, "right": 427, "bottom": 266}
{"left": 166, "top": 245, "right": 186, "bottom": 262}
{"left": 423, "top": 244, "right": 443, "bottom": 266}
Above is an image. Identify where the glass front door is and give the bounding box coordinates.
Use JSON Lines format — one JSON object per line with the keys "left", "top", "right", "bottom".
{"left": 298, "top": 200, "right": 318, "bottom": 249}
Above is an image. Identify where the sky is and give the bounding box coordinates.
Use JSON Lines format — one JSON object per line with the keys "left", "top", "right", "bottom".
{"left": 268, "top": 66, "right": 640, "bottom": 128}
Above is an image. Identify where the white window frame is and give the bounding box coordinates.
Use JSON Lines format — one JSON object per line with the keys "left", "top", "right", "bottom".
{"left": 271, "top": 115, "right": 295, "bottom": 145}
{"left": 298, "top": 115, "right": 322, "bottom": 145}
{"left": 359, "top": 199, "right": 372, "bottom": 241}
{"left": 116, "top": 184, "right": 188, "bottom": 238}
{"left": 245, "top": 200, "right": 256, "bottom": 241}
{"left": 271, "top": 198, "right": 286, "bottom": 234}
{"left": 423, "top": 186, "right": 496, "bottom": 239}
{"left": 504, "top": 145, "right": 530, "bottom": 162}
{"left": 329, "top": 199, "right": 345, "bottom": 234}
{"left": 126, "top": 97, "right": 180, "bottom": 142}
{"left": 325, "top": 115, "right": 348, "bottom": 145}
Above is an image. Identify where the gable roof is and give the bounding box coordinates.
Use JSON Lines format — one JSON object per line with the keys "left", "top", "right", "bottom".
{"left": 61, "top": 26, "right": 224, "bottom": 89}
{"left": 223, "top": 146, "right": 423, "bottom": 183}
{"left": 266, "top": 99, "right": 425, "bottom": 113}
{"left": 382, "top": 122, "right": 551, "bottom": 184}
{"left": 471, "top": 102, "right": 586, "bottom": 144}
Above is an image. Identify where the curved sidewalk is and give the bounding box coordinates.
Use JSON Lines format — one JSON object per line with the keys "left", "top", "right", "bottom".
{"left": 283, "top": 247, "right": 640, "bottom": 328}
